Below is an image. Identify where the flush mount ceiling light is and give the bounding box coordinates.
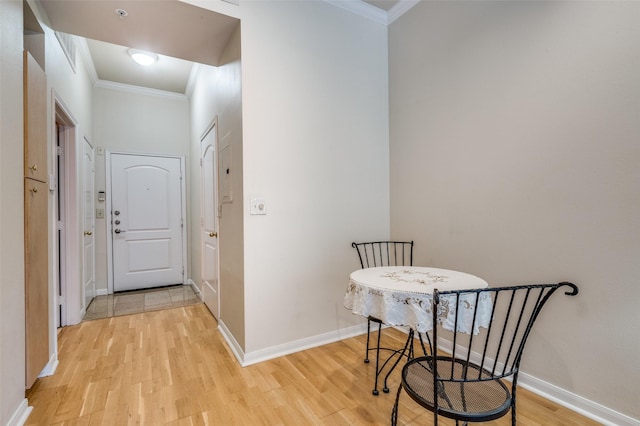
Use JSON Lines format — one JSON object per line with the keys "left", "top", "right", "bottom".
{"left": 128, "top": 49, "right": 158, "bottom": 66}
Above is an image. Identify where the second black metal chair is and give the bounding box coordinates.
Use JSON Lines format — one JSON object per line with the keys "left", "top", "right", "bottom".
{"left": 351, "top": 240, "right": 414, "bottom": 395}
{"left": 391, "top": 282, "right": 579, "bottom": 425}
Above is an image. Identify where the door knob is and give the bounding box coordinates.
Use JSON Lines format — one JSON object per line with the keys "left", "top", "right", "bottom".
{"left": 114, "top": 220, "right": 120, "bottom": 225}
{"left": 114, "top": 210, "right": 120, "bottom": 216}
{"left": 209, "top": 232, "right": 217, "bottom": 237}
{"left": 30, "top": 164, "right": 38, "bottom": 172}
{"left": 84, "top": 231, "right": 93, "bottom": 236}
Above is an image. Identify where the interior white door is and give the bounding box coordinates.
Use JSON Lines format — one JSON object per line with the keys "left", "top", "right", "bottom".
{"left": 111, "top": 153, "right": 184, "bottom": 292}
{"left": 82, "top": 138, "right": 95, "bottom": 309}
{"left": 201, "top": 122, "right": 219, "bottom": 318}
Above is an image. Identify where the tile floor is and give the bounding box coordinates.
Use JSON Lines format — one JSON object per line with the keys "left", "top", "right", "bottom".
{"left": 82, "top": 284, "right": 201, "bottom": 321}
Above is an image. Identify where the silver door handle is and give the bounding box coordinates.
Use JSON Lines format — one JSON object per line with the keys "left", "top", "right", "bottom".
{"left": 114, "top": 228, "right": 126, "bottom": 234}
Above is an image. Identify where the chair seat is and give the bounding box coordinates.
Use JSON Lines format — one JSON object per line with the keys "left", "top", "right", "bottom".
{"left": 402, "top": 356, "right": 512, "bottom": 423}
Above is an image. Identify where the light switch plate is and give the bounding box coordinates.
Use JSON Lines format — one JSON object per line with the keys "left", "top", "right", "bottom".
{"left": 96, "top": 209, "right": 105, "bottom": 219}
{"left": 250, "top": 198, "right": 267, "bottom": 215}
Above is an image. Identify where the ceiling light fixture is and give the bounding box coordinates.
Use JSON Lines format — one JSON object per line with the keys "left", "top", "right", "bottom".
{"left": 128, "top": 49, "right": 158, "bottom": 66}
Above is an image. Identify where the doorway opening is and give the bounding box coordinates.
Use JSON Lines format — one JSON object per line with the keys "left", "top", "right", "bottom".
{"left": 54, "top": 97, "right": 82, "bottom": 326}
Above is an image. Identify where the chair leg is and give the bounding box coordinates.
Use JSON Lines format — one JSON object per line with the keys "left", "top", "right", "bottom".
{"left": 390, "top": 383, "right": 403, "bottom": 426}
{"left": 372, "top": 320, "right": 382, "bottom": 395}
{"left": 511, "top": 388, "right": 517, "bottom": 425}
{"left": 364, "top": 318, "right": 371, "bottom": 363}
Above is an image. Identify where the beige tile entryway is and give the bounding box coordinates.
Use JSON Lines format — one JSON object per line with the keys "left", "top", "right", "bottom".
{"left": 82, "top": 285, "right": 201, "bottom": 321}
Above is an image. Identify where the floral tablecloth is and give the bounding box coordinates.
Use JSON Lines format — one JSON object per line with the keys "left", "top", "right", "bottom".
{"left": 344, "top": 266, "right": 492, "bottom": 334}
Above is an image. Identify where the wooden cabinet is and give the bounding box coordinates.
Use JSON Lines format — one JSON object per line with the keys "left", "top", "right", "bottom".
{"left": 24, "top": 51, "right": 47, "bottom": 182}
{"left": 24, "top": 179, "right": 49, "bottom": 388}
{"left": 23, "top": 50, "right": 49, "bottom": 389}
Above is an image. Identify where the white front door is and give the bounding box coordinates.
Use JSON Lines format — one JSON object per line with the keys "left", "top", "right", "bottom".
{"left": 82, "top": 138, "right": 95, "bottom": 308}
{"left": 110, "top": 153, "right": 184, "bottom": 292}
{"left": 201, "top": 121, "right": 219, "bottom": 318}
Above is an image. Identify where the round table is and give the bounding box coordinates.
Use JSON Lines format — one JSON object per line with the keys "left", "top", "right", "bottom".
{"left": 344, "top": 266, "right": 492, "bottom": 334}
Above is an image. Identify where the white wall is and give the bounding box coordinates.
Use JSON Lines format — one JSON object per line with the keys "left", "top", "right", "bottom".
{"left": 389, "top": 1, "right": 640, "bottom": 421}
{"left": 240, "top": 1, "right": 390, "bottom": 354}
{"left": 188, "top": 24, "right": 244, "bottom": 344}
{"left": 2, "top": 1, "right": 97, "bottom": 420}
{"left": 0, "top": 1, "right": 28, "bottom": 423}
{"left": 92, "top": 87, "right": 190, "bottom": 292}
{"left": 34, "top": 0, "right": 95, "bottom": 343}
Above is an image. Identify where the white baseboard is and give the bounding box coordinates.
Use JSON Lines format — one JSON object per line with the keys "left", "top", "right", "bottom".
{"left": 38, "top": 352, "right": 59, "bottom": 378}
{"left": 518, "top": 372, "right": 639, "bottom": 426}
{"left": 243, "top": 323, "right": 368, "bottom": 366}
{"left": 186, "top": 279, "right": 203, "bottom": 300}
{"left": 96, "top": 288, "right": 108, "bottom": 296}
{"left": 218, "top": 320, "right": 245, "bottom": 364}
{"left": 220, "top": 322, "right": 368, "bottom": 367}
{"left": 6, "top": 399, "right": 32, "bottom": 426}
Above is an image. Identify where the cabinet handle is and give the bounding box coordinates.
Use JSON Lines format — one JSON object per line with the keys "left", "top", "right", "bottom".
{"left": 30, "top": 187, "right": 38, "bottom": 193}
{"left": 209, "top": 232, "right": 217, "bottom": 237}
{"left": 84, "top": 231, "right": 93, "bottom": 236}
{"left": 30, "top": 164, "right": 38, "bottom": 172}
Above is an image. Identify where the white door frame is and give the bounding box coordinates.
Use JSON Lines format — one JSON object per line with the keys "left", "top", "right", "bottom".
{"left": 54, "top": 93, "right": 83, "bottom": 327}
{"left": 105, "top": 150, "right": 188, "bottom": 294}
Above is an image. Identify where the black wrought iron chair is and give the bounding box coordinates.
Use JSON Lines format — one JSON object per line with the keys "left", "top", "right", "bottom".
{"left": 391, "top": 282, "right": 579, "bottom": 425}
{"left": 351, "top": 240, "right": 414, "bottom": 395}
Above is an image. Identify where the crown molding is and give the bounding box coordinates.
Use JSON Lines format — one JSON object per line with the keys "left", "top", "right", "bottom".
{"left": 324, "top": 0, "right": 417, "bottom": 26}
{"left": 388, "top": 0, "right": 420, "bottom": 24}
{"left": 324, "top": 0, "right": 388, "bottom": 25}
{"left": 94, "top": 80, "right": 188, "bottom": 101}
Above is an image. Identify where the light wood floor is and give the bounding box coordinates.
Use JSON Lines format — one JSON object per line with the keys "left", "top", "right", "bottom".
{"left": 26, "top": 304, "right": 598, "bottom": 425}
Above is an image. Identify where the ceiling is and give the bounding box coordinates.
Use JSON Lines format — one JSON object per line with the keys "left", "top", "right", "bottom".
{"left": 35, "top": 0, "right": 401, "bottom": 95}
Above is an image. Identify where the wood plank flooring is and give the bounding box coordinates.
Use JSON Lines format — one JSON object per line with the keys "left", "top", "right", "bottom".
{"left": 26, "top": 304, "right": 599, "bottom": 425}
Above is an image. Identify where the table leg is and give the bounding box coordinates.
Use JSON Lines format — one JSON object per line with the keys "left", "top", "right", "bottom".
{"left": 378, "top": 329, "right": 433, "bottom": 394}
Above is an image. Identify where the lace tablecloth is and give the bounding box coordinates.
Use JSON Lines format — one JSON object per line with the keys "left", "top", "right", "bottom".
{"left": 344, "top": 266, "right": 492, "bottom": 334}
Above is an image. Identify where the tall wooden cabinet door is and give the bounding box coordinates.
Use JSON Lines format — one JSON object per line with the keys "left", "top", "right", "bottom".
{"left": 24, "top": 51, "right": 47, "bottom": 182}
{"left": 24, "top": 178, "right": 49, "bottom": 389}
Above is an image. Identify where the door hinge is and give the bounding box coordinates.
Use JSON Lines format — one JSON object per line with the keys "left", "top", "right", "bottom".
{"left": 57, "top": 221, "right": 64, "bottom": 230}
{"left": 57, "top": 295, "right": 65, "bottom": 306}
{"left": 56, "top": 146, "right": 63, "bottom": 156}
